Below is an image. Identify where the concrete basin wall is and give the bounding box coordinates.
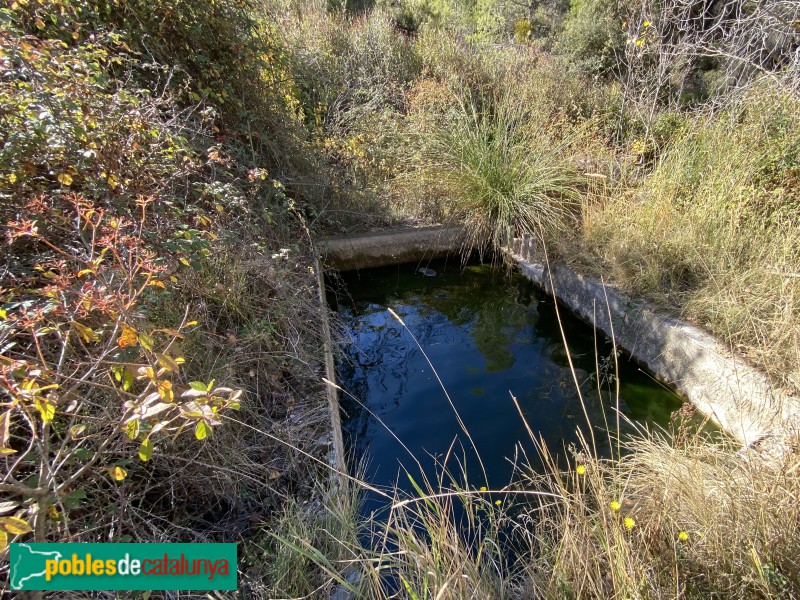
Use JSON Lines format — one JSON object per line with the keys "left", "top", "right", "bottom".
{"left": 320, "top": 226, "right": 799, "bottom": 454}
{"left": 320, "top": 226, "right": 466, "bottom": 271}
{"left": 508, "top": 238, "right": 800, "bottom": 449}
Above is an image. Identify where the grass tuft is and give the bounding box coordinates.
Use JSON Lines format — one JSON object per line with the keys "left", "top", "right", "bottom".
{"left": 412, "top": 82, "right": 583, "bottom": 257}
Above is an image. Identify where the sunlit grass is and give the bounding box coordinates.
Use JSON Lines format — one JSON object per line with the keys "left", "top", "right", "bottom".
{"left": 579, "top": 83, "right": 800, "bottom": 392}
{"left": 413, "top": 83, "right": 583, "bottom": 257}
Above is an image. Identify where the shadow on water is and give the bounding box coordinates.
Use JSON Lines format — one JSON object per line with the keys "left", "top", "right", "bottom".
{"left": 327, "top": 258, "right": 687, "bottom": 520}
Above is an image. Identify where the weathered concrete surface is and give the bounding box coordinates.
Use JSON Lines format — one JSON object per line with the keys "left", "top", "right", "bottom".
{"left": 321, "top": 226, "right": 465, "bottom": 271}
{"left": 314, "top": 255, "right": 347, "bottom": 485}
{"left": 508, "top": 241, "right": 800, "bottom": 447}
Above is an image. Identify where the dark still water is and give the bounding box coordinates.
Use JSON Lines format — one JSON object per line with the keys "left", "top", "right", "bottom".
{"left": 329, "top": 259, "right": 684, "bottom": 515}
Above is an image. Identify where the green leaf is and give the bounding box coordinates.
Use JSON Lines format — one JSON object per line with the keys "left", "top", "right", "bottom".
{"left": 180, "top": 401, "right": 204, "bottom": 418}
{"left": 156, "top": 353, "right": 180, "bottom": 373}
{"left": 125, "top": 419, "right": 139, "bottom": 440}
{"left": 194, "top": 420, "right": 211, "bottom": 440}
{"left": 138, "top": 438, "right": 153, "bottom": 462}
{"left": 122, "top": 370, "right": 134, "bottom": 392}
{"left": 62, "top": 489, "right": 87, "bottom": 510}
{"left": 189, "top": 381, "right": 208, "bottom": 392}
{"left": 72, "top": 321, "right": 98, "bottom": 343}
{"left": 74, "top": 448, "right": 92, "bottom": 461}
{"left": 138, "top": 333, "right": 154, "bottom": 352}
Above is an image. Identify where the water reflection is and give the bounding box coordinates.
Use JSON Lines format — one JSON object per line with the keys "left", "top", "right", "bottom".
{"left": 329, "top": 259, "right": 684, "bottom": 515}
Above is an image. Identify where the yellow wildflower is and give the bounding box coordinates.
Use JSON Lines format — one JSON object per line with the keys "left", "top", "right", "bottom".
{"left": 631, "top": 139, "right": 647, "bottom": 155}
{"left": 624, "top": 517, "right": 636, "bottom": 530}
{"left": 610, "top": 501, "right": 621, "bottom": 511}
{"left": 480, "top": 486, "right": 487, "bottom": 491}
{"left": 495, "top": 500, "right": 502, "bottom": 506}
{"left": 678, "top": 531, "right": 689, "bottom": 541}
{"left": 576, "top": 465, "right": 586, "bottom": 475}
{"left": 643, "top": 21, "right": 651, "bottom": 27}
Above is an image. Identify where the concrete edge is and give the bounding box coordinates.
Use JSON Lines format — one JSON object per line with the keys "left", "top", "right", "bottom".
{"left": 319, "top": 224, "right": 799, "bottom": 455}
{"left": 314, "top": 255, "right": 348, "bottom": 487}
{"left": 320, "top": 226, "right": 466, "bottom": 271}
{"left": 315, "top": 225, "right": 466, "bottom": 487}
{"left": 506, "top": 238, "right": 800, "bottom": 448}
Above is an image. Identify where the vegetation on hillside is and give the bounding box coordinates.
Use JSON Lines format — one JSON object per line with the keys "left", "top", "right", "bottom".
{"left": 2, "top": 0, "right": 799, "bottom": 596}
{"left": 1, "top": 0, "right": 353, "bottom": 595}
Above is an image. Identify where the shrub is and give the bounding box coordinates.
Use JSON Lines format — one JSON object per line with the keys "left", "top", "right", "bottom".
{"left": 0, "top": 6, "right": 340, "bottom": 591}
{"left": 557, "top": 0, "right": 628, "bottom": 75}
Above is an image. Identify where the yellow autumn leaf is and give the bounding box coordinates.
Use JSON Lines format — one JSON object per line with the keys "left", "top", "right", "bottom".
{"left": 0, "top": 516, "right": 32, "bottom": 535}
{"left": 34, "top": 397, "right": 56, "bottom": 423}
{"left": 157, "top": 379, "right": 174, "bottom": 402}
{"left": 179, "top": 257, "right": 191, "bottom": 267}
{"left": 125, "top": 418, "right": 139, "bottom": 440}
{"left": 118, "top": 323, "right": 138, "bottom": 348}
{"left": 157, "top": 353, "right": 180, "bottom": 373}
{"left": 73, "top": 321, "right": 99, "bottom": 343}
{"left": 194, "top": 420, "right": 211, "bottom": 440}
{"left": 108, "top": 466, "right": 127, "bottom": 481}
{"left": 0, "top": 530, "right": 7, "bottom": 552}
{"left": 138, "top": 438, "right": 153, "bottom": 462}
{"left": 57, "top": 172, "right": 73, "bottom": 186}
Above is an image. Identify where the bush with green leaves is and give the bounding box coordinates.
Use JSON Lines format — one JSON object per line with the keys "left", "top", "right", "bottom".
{"left": 557, "top": 0, "right": 627, "bottom": 75}
{"left": 0, "top": 4, "right": 339, "bottom": 587}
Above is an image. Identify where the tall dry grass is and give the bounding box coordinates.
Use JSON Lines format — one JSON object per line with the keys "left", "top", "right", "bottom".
{"left": 578, "top": 81, "right": 800, "bottom": 392}
{"left": 301, "top": 284, "right": 800, "bottom": 600}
